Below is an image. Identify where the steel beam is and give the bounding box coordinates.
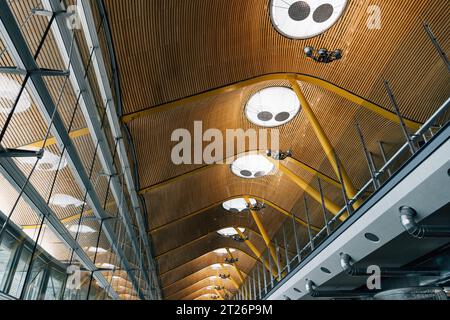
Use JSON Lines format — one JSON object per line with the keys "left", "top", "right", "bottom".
{"left": 63, "top": 0, "right": 159, "bottom": 297}
{"left": 42, "top": 0, "right": 154, "bottom": 298}
{"left": 0, "top": 2, "right": 144, "bottom": 299}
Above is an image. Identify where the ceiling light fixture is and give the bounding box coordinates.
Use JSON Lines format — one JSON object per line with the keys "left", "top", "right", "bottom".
{"left": 86, "top": 247, "right": 108, "bottom": 254}
{"left": 231, "top": 154, "right": 275, "bottom": 179}
{"left": 270, "top": 0, "right": 348, "bottom": 39}
{"left": 304, "top": 46, "right": 343, "bottom": 63}
{"left": 245, "top": 87, "right": 301, "bottom": 127}
{"left": 222, "top": 198, "right": 257, "bottom": 212}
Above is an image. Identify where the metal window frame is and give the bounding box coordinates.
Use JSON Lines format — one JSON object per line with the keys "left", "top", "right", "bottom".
{"left": 0, "top": 1, "right": 142, "bottom": 299}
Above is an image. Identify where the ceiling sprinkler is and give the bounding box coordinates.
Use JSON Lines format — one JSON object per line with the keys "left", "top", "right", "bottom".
{"left": 304, "top": 46, "right": 343, "bottom": 63}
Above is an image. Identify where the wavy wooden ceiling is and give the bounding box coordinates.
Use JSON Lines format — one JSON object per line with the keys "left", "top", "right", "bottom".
{"left": 103, "top": 0, "right": 450, "bottom": 299}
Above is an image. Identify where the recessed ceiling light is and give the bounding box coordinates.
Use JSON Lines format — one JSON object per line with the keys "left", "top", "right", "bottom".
{"left": 217, "top": 227, "right": 245, "bottom": 237}
{"left": 270, "top": 0, "right": 348, "bottom": 39}
{"left": 96, "top": 263, "right": 117, "bottom": 270}
{"left": 67, "top": 225, "right": 96, "bottom": 234}
{"left": 86, "top": 247, "right": 108, "bottom": 254}
{"left": 222, "top": 198, "right": 257, "bottom": 212}
{"left": 231, "top": 154, "right": 275, "bottom": 179}
{"left": 0, "top": 75, "right": 32, "bottom": 114}
{"left": 245, "top": 87, "right": 301, "bottom": 127}
{"left": 213, "top": 248, "right": 236, "bottom": 255}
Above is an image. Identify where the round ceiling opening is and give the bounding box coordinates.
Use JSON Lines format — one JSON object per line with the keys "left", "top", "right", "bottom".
{"left": 231, "top": 154, "right": 275, "bottom": 179}
{"left": 222, "top": 198, "right": 257, "bottom": 212}
{"left": 217, "top": 227, "right": 245, "bottom": 237}
{"left": 214, "top": 248, "right": 236, "bottom": 255}
{"left": 245, "top": 87, "right": 300, "bottom": 127}
{"left": 270, "top": 0, "right": 348, "bottom": 39}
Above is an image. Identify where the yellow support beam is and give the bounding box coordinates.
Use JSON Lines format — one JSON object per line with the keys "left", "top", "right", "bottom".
{"left": 234, "top": 228, "right": 278, "bottom": 278}
{"left": 226, "top": 248, "right": 245, "bottom": 284}
{"left": 245, "top": 197, "right": 280, "bottom": 274}
{"left": 23, "top": 127, "right": 91, "bottom": 149}
{"left": 289, "top": 78, "right": 360, "bottom": 212}
{"left": 266, "top": 157, "right": 342, "bottom": 219}
{"left": 214, "top": 289, "right": 224, "bottom": 300}
{"left": 286, "top": 157, "right": 342, "bottom": 189}
{"left": 121, "top": 73, "right": 422, "bottom": 130}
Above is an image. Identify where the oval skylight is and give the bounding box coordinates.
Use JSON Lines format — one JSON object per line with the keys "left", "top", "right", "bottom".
{"left": 222, "top": 198, "right": 257, "bottom": 212}
{"left": 217, "top": 227, "right": 246, "bottom": 237}
{"left": 0, "top": 75, "right": 32, "bottom": 114}
{"left": 270, "top": 0, "right": 348, "bottom": 39}
{"left": 231, "top": 154, "right": 275, "bottom": 179}
{"left": 245, "top": 87, "right": 301, "bottom": 127}
{"left": 67, "top": 224, "right": 96, "bottom": 234}
{"left": 17, "top": 147, "right": 68, "bottom": 172}
{"left": 86, "top": 247, "right": 108, "bottom": 254}
{"left": 213, "top": 248, "right": 236, "bottom": 255}
{"left": 50, "top": 194, "right": 85, "bottom": 208}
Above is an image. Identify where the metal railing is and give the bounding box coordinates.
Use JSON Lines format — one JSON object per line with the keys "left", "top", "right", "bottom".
{"left": 235, "top": 97, "right": 450, "bottom": 300}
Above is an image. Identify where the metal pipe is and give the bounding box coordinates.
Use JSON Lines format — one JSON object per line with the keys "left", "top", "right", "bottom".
{"left": 306, "top": 280, "right": 376, "bottom": 298}
{"left": 356, "top": 122, "right": 380, "bottom": 189}
{"left": 399, "top": 206, "right": 450, "bottom": 238}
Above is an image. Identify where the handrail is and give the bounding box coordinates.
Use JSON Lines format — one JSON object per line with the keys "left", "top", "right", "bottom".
{"left": 235, "top": 97, "right": 450, "bottom": 300}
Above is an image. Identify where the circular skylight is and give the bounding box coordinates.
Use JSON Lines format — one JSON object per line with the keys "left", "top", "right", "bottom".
{"left": 213, "top": 248, "right": 236, "bottom": 255}
{"left": 0, "top": 75, "right": 31, "bottom": 114}
{"left": 50, "top": 194, "right": 85, "bottom": 208}
{"left": 270, "top": 0, "right": 348, "bottom": 39}
{"left": 245, "top": 87, "right": 301, "bottom": 127}
{"left": 86, "top": 247, "right": 108, "bottom": 254}
{"left": 231, "top": 154, "right": 275, "bottom": 179}
{"left": 222, "top": 198, "right": 257, "bottom": 212}
{"left": 217, "top": 227, "right": 246, "bottom": 237}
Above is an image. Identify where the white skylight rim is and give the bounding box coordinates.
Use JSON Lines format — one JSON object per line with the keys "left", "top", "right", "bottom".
{"left": 217, "top": 227, "right": 245, "bottom": 237}
{"left": 222, "top": 198, "right": 257, "bottom": 212}
{"left": 213, "top": 248, "right": 236, "bottom": 255}
{"left": 0, "top": 75, "right": 32, "bottom": 115}
{"left": 231, "top": 154, "right": 275, "bottom": 179}
{"left": 245, "top": 87, "right": 301, "bottom": 128}
{"left": 270, "top": 0, "right": 348, "bottom": 40}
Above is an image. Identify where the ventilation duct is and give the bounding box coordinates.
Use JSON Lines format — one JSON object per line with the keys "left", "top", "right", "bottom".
{"left": 399, "top": 206, "right": 450, "bottom": 238}
{"left": 374, "top": 287, "right": 448, "bottom": 300}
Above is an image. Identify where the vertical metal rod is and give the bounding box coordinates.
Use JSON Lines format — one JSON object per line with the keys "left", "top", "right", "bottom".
{"left": 378, "top": 141, "right": 392, "bottom": 177}
{"left": 268, "top": 250, "right": 274, "bottom": 288}
{"left": 257, "top": 265, "right": 262, "bottom": 299}
{"left": 356, "top": 122, "right": 380, "bottom": 189}
{"left": 262, "top": 258, "right": 268, "bottom": 295}
{"left": 303, "top": 196, "right": 315, "bottom": 251}
{"left": 282, "top": 224, "right": 291, "bottom": 273}
{"left": 274, "top": 238, "right": 282, "bottom": 280}
{"left": 423, "top": 22, "right": 450, "bottom": 71}
{"left": 317, "top": 177, "right": 331, "bottom": 235}
{"left": 334, "top": 150, "right": 353, "bottom": 216}
{"left": 291, "top": 211, "right": 301, "bottom": 263}
{"left": 252, "top": 270, "right": 257, "bottom": 300}
{"left": 384, "top": 80, "right": 417, "bottom": 154}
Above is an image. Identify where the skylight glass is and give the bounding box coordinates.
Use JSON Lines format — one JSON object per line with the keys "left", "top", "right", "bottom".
{"left": 222, "top": 198, "right": 257, "bottom": 212}
{"left": 245, "top": 86, "right": 300, "bottom": 127}
{"left": 217, "top": 227, "right": 245, "bottom": 237}
{"left": 67, "top": 225, "right": 96, "bottom": 234}
{"left": 270, "top": 0, "right": 348, "bottom": 39}
{"left": 213, "top": 248, "right": 236, "bottom": 255}
{"left": 231, "top": 154, "right": 275, "bottom": 179}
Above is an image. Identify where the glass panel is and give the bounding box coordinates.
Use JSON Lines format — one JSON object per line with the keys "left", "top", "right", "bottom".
{"left": 23, "top": 258, "right": 46, "bottom": 300}
{"left": 0, "top": 233, "right": 18, "bottom": 291}
{"left": 44, "top": 268, "right": 64, "bottom": 300}
{"left": 8, "top": 246, "right": 31, "bottom": 298}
